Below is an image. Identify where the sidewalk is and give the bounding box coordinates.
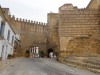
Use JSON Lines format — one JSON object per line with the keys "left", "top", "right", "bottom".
{"left": 0, "top": 58, "right": 16, "bottom": 70}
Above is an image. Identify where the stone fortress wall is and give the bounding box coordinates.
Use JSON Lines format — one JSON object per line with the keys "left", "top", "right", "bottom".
{"left": 9, "top": 15, "right": 47, "bottom": 55}
{"left": 87, "top": 0, "right": 100, "bottom": 9}
{"left": 0, "top": 0, "right": 100, "bottom": 58}
{"left": 47, "top": 0, "right": 100, "bottom": 60}
{"left": 59, "top": 4, "right": 100, "bottom": 58}
{"left": 47, "top": 13, "right": 59, "bottom": 55}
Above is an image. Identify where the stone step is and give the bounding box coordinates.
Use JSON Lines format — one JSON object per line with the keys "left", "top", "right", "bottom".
{"left": 65, "top": 59, "right": 100, "bottom": 73}
{"left": 83, "top": 59, "right": 100, "bottom": 65}
{"left": 83, "top": 60, "right": 100, "bottom": 66}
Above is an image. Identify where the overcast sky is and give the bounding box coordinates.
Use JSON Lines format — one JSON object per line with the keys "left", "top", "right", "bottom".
{"left": 0, "top": 0, "right": 91, "bottom": 23}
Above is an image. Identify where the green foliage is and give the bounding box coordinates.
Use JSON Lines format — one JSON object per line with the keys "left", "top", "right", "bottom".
{"left": 39, "top": 51, "right": 44, "bottom": 54}
{"left": 39, "top": 51, "right": 45, "bottom": 57}
{"left": 26, "top": 50, "right": 30, "bottom": 54}
{"left": 7, "top": 54, "right": 14, "bottom": 59}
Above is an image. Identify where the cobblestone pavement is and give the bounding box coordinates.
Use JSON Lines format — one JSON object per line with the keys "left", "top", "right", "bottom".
{"left": 0, "top": 58, "right": 99, "bottom": 75}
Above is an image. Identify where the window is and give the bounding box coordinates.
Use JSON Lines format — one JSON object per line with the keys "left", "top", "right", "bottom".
{"left": 12, "top": 35, "right": 14, "bottom": 45}
{"left": 7, "top": 30, "right": 10, "bottom": 41}
{"left": 1, "top": 45, "right": 4, "bottom": 59}
{"left": 0, "top": 21, "right": 5, "bottom": 36}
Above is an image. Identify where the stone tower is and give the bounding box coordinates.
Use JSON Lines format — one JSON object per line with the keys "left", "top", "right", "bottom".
{"left": 47, "top": 0, "right": 100, "bottom": 61}
{"left": 47, "top": 13, "right": 59, "bottom": 57}
{"left": 58, "top": 1, "right": 100, "bottom": 61}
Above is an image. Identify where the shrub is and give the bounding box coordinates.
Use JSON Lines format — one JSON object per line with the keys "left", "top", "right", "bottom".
{"left": 7, "top": 54, "right": 14, "bottom": 59}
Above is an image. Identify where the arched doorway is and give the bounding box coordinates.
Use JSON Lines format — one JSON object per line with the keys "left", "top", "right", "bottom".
{"left": 47, "top": 48, "right": 53, "bottom": 57}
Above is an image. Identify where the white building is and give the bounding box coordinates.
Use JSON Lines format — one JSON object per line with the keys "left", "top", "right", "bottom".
{"left": 0, "top": 7, "right": 16, "bottom": 60}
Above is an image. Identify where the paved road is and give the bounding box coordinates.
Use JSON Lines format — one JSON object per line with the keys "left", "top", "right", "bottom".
{"left": 0, "top": 58, "right": 99, "bottom": 75}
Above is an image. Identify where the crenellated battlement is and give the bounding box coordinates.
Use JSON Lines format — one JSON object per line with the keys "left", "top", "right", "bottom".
{"left": 9, "top": 15, "right": 47, "bottom": 25}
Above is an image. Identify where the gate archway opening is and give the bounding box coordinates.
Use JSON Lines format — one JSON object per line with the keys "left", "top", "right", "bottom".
{"left": 47, "top": 48, "right": 53, "bottom": 58}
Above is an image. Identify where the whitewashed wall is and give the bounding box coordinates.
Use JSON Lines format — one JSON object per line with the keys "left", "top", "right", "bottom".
{"left": 3, "top": 22, "right": 15, "bottom": 55}
{"left": 0, "top": 16, "right": 2, "bottom": 30}
{"left": 0, "top": 16, "right": 15, "bottom": 60}
{"left": 0, "top": 16, "right": 3, "bottom": 57}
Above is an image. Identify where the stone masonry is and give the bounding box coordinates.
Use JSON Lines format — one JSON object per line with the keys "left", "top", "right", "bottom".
{"left": 58, "top": 1, "right": 100, "bottom": 61}
{"left": 9, "top": 16, "right": 47, "bottom": 55}
{"left": 47, "top": 0, "right": 100, "bottom": 61}
{"left": 87, "top": 0, "right": 100, "bottom": 10}
{"left": 47, "top": 13, "right": 59, "bottom": 55}
{"left": 0, "top": 0, "right": 100, "bottom": 59}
